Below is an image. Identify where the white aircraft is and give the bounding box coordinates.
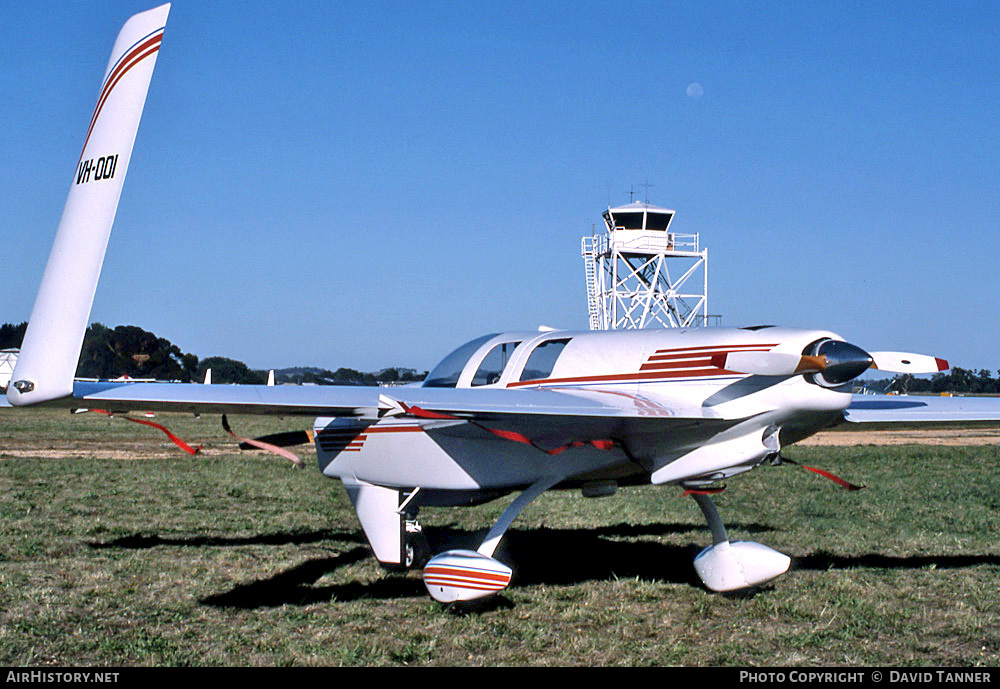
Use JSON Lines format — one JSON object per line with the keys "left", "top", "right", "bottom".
{"left": 9, "top": 5, "right": 1000, "bottom": 604}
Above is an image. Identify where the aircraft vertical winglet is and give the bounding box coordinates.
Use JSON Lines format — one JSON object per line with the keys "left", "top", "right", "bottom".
{"left": 8, "top": 4, "right": 170, "bottom": 407}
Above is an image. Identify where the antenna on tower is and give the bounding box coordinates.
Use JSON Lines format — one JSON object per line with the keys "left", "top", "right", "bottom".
{"left": 640, "top": 179, "right": 655, "bottom": 204}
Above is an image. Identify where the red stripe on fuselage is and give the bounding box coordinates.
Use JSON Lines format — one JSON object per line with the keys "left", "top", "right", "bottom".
{"left": 508, "top": 368, "right": 741, "bottom": 388}
{"left": 652, "top": 343, "right": 778, "bottom": 355}
{"left": 508, "top": 343, "right": 777, "bottom": 387}
{"left": 316, "top": 425, "right": 427, "bottom": 455}
{"left": 645, "top": 348, "right": 771, "bottom": 363}
{"left": 639, "top": 359, "right": 718, "bottom": 371}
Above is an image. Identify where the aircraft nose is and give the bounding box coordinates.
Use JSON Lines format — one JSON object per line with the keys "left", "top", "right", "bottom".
{"left": 815, "top": 340, "right": 874, "bottom": 386}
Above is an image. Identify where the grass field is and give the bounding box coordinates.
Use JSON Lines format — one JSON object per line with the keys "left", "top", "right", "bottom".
{"left": 1, "top": 408, "right": 997, "bottom": 666}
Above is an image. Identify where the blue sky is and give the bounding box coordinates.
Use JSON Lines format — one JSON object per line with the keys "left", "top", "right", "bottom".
{"left": 2, "top": 1, "right": 998, "bottom": 373}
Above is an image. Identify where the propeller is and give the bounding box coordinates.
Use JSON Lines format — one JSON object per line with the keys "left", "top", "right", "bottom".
{"left": 724, "top": 340, "right": 948, "bottom": 385}
{"left": 867, "top": 351, "right": 948, "bottom": 374}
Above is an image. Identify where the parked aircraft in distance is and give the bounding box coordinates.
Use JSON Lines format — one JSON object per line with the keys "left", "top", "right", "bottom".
{"left": 10, "top": 5, "right": 1000, "bottom": 603}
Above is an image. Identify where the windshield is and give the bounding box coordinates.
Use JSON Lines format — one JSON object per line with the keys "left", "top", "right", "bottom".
{"left": 423, "top": 333, "right": 499, "bottom": 388}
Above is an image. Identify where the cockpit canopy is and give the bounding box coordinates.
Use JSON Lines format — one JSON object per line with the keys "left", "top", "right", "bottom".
{"left": 423, "top": 333, "right": 572, "bottom": 388}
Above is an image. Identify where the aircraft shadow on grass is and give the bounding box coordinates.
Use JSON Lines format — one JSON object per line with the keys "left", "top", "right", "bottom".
{"left": 87, "top": 529, "right": 363, "bottom": 550}
{"left": 793, "top": 551, "right": 1000, "bottom": 572}
{"left": 198, "top": 521, "right": 769, "bottom": 609}
{"left": 87, "top": 523, "right": 1000, "bottom": 610}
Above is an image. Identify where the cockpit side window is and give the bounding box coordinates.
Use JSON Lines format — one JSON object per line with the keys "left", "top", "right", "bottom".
{"left": 471, "top": 341, "right": 521, "bottom": 386}
{"left": 518, "top": 338, "right": 571, "bottom": 382}
{"left": 423, "top": 333, "right": 499, "bottom": 388}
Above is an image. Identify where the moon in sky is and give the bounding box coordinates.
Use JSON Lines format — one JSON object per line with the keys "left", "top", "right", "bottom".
{"left": 686, "top": 82, "right": 704, "bottom": 99}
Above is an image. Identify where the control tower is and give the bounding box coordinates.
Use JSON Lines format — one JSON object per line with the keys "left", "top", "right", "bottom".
{"left": 581, "top": 201, "right": 713, "bottom": 330}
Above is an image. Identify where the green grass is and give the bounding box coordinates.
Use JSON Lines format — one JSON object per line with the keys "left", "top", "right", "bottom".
{"left": 0, "top": 408, "right": 997, "bottom": 666}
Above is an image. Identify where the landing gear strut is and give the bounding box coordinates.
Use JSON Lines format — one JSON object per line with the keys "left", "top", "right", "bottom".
{"left": 402, "top": 514, "right": 430, "bottom": 570}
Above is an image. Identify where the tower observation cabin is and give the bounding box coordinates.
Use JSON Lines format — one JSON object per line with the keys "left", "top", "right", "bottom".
{"left": 581, "top": 201, "right": 716, "bottom": 330}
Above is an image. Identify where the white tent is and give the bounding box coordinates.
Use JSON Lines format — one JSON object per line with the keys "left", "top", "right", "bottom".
{"left": 0, "top": 349, "right": 18, "bottom": 391}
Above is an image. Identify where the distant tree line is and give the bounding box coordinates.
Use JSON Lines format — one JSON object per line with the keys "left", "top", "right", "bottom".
{"left": 0, "top": 323, "right": 27, "bottom": 351}
{"left": 867, "top": 369, "right": 1000, "bottom": 395}
{"left": 277, "top": 366, "right": 426, "bottom": 386}
{"left": 0, "top": 321, "right": 426, "bottom": 385}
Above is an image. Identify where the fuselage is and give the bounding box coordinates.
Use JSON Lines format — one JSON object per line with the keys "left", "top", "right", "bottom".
{"left": 316, "top": 327, "right": 853, "bottom": 496}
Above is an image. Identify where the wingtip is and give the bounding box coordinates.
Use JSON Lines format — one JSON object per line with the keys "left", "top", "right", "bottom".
{"left": 936, "top": 357, "right": 949, "bottom": 372}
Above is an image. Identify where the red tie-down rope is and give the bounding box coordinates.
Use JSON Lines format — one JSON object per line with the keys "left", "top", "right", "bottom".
{"left": 86, "top": 409, "right": 202, "bottom": 455}
{"left": 681, "top": 486, "right": 727, "bottom": 497}
{"left": 776, "top": 456, "right": 864, "bottom": 490}
{"left": 680, "top": 460, "right": 862, "bottom": 497}
{"left": 400, "top": 404, "right": 616, "bottom": 456}
{"left": 221, "top": 415, "right": 304, "bottom": 467}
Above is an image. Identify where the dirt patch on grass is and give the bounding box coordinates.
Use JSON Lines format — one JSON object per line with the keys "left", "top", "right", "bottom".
{"left": 2, "top": 447, "right": 234, "bottom": 460}
{"left": 0, "top": 441, "right": 316, "bottom": 461}
{"left": 801, "top": 427, "right": 1000, "bottom": 446}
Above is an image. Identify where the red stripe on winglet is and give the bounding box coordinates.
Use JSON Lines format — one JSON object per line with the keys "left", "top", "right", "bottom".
{"left": 79, "top": 33, "right": 163, "bottom": 160}
{"left": 936, "top": 358, "right": 949, "bottom": 371}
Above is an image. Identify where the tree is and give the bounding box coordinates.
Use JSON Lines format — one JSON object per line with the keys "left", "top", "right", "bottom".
{"left": 76, "top": 323, "right": 199, "bottom": 381}
{"left": 197, "top": 357, "right": 265, "bottom": 384}
{"left": 0, "top": 322, "right": 27, "bottom": 349}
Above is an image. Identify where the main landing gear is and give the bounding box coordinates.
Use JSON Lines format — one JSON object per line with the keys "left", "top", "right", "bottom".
{"left": 422, "top": 476, "right": 562, "bottom": 603}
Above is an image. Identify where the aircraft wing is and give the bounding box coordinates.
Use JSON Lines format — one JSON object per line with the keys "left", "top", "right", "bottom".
{"left": 64, "top": 380, "right": 722, "bottom": 424}
{"left": 845, "top": 394, "right": 1000, "bottom": 423}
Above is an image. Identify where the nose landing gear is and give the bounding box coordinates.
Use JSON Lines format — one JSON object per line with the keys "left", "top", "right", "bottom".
{"left": 689, "top": 491, "right": 791, "bottom": 591}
